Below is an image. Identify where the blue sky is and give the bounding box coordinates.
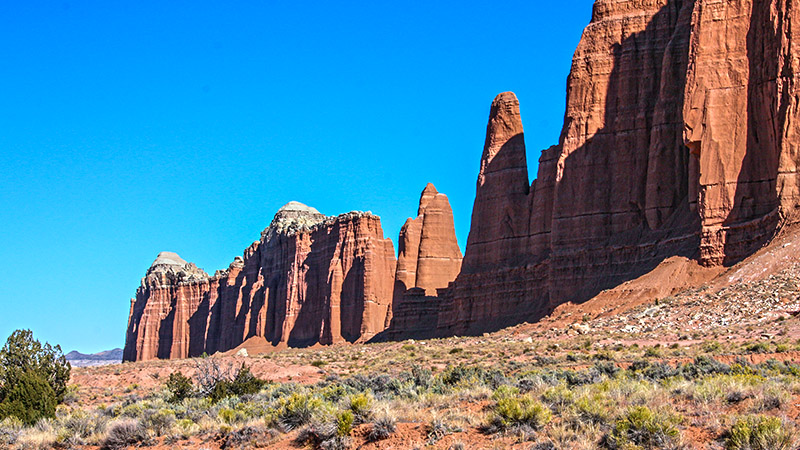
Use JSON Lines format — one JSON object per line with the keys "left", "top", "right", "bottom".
{"left": 0, "top": 1, "right": 595, "bottom": 353}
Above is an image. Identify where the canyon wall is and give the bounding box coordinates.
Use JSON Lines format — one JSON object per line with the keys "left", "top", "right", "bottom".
{"left": 124, "top": 189, "right": 463, "bottom": 362}
{"left": 429, "top": 0, "right": 800, "bottom": 336}
{"left": 124, "top": 203, "right": 398, "bottom": 361}
{"left": 126, "top": 0, "right": 800, "bottom": 358}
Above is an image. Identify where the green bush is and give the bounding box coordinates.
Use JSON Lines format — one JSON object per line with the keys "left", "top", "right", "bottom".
{"left": 726, "top": 416, "right": 796, "bottom": 450}
{"left": 606, "top": 406, "right": 682, "bottom": 450}
{"left": 165, "top": 372, "right": 193, "bottom": 403}
{"left": 347, "top": 392, "right": 373, "bottom": 424}
{"left": 336, "top": 410, "right": 354, "bottom": 437}
{"left": 276, "top": 392, "right": 324, "bottom": 431}
{"left": 574, "top": 392, "right": 614, "bottom": 425}
{"left": 485, "top": 388, "right": 552, "bottom": 432}
{"left": 141, "top": 408, "right": 175, "bottom": 436}
{"left": 208, "top": 365, "right": 266, "bottom": 403}
{"left": 0, "top": 370, "right": 57, "bottom": 425}
{"left": 744, "top": 342, "right": 771, "bottom": 354}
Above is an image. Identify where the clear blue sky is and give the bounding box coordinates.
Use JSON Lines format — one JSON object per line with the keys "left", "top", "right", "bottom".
{"left": 0, "top": 1, "right": 595, "bottom": 353}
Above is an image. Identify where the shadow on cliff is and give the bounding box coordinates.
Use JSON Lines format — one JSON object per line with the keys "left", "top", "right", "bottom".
{"left": 286, "top": 228, "right": 366, "bottom": 348}
{"left": 378, "top": 0, "right": 705, "bottom": 342}
{"left": 545, "top": 0, "right": 700, "bottom": 309}
{"left": 721, "top": 1, "right": 784, "bottom": 263}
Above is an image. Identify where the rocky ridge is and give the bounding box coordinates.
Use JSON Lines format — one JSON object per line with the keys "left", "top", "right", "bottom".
{"left": 126, "top": 0, "right": 800, "bottom": 360}
{"left": 124, "top": 191, "right": 462, "bottom": 362}
{"left": 386, "top": 0, "right": 800, "bottom": 339}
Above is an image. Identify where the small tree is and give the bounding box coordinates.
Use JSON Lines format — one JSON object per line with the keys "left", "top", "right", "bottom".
{"left": 165, "top": 372, "right": 194, "bottom": 403}
{"left": 0, "top": 329, "right": 71, "bottom": 423}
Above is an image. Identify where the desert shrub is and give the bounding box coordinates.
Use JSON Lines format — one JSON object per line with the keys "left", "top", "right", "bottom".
{"left": 644, "top": 346, "right": 662, "bottom": 358}
{"left": 367, "top": 414, "right": 396, "bottom": 442}
{"left": 702, "top": 341, "right": 723, "bottom": 353}
{"left": 750, "top": 384, "right": 790, "bottom": 412}
{"left": 336, "top": 410, "right": 354, "bottom": 437}
{"left": 275, "top": 392, "right": 324, "bottom": 431}
{"left": 318, "top": 383, "right": 349, "bottom": 402}
{"left": 0, "top": 370, "right": 57, "bottom": 425}
{"left": 541, "top": 365, "right": 615, "bottom": 387}
{"left": 61, "top": 410, "right": 105, "bottom": 443}
{"left": 427, "top": 418, "right": 460, "bottom": 444}
{"left": 311, "top": 360, "right": 327, "bottom": 368}
{"left": 629, "top": 360, "right": 679, "bottom": 381}
{"left": 594, "top": 350, "right": 616, "bottom": 361}
{"left": 541, "top": 383, "right": 574, "bottom": 413}
{"left": 194, "top": 357, "right": 236, "bottom": 396}
{"left": 346, "top": 392, "right": 373, "bottom": 424}
{"left": 208, "top": 365, "right": 267, "bottom": 403}
{"left": 102, "top": 419, "right": 148, "bottom": 450}
{"left": 484, "top": 387, "right": 552, "bottom": 433}
{"left": 680, "top": 356, "right": 730, "bottom": 379}
{"left": 756, "top": 359, "right": 800, "bottom": 377}
{"left": 410, "top": 364, "right": 433, "bottom": 389}
{"left": 726, "top": 416, "right": 796, "bottom": 450}
{"left": 574, "top": 391, "right": 614, "bottom": 425}
{"left": 165, "top": 372, "right": 194, "bottom": 403}
{"left": 61, "top": 385, "right": 81, "bottom": 406}
{"left": 141, "top": 408, "right": 175, "bottom": 436}
{"left": 593, "top": 361, "right": 621, "bottom": 378}
{"left": 0, "top": 417, "right": 22, "bottom": 446}
{"left": 221, "top": 424, "right": 276, "bottom": 449}
{"left": 605, "top": 406, "right": 682, "bottom": 450}
{"left": 438, "top": 364, "right": 505, "bottom": 389}
{"left": 744, "top": 342, "right": 771, "bottom": 354}
{"left": 296, "top": 413, "right": 352, "bottom": 450}
{"left": 175, "top": 418, "right": 198, "bottom": 438}
{"left": 217, "top": 407, "right": 247, "bottom": 426}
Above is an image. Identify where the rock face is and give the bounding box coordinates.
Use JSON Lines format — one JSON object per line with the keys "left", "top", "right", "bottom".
{"left": 394, "top": 184, "right": 463, "bottom": 296}
{"left": 387, "top": 184, "right": 463, "bottom": 333}
{"left": 126, "top": 0, "right": 800, "bottom": 356}
{"left": 390, "top": 0, "right": 800, "bottom": 338}
{"left": 124, "top": 203, "right": 397, "bottom": 361}
{"left": 124, "top": 189, "right": 463, "bottom": 362}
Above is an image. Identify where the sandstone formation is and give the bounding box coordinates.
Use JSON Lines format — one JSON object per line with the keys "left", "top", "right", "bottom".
{"left": 127, "top": 0, "right": 800, "bottom": 356}
{"left": 394, "top": 184, "right": 462, "bottom": 296}
{"left": 124, "top": 203, "right": 397, "bottom": 361}
{"left": 386, "top": 0, "right": 800, "bottom": 339}
{"left": 124, "top": 188, "right": 464, "bottom": 362}
{"left": 387, "top": 184, "right": 463, "bottom": 333}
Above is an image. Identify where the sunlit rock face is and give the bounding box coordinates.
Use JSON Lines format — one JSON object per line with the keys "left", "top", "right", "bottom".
{"left": 402, "top": 0, "right": 800, "bottom": 338}
{"left": 123, "top": 202, "right": 397, "bottom": 361}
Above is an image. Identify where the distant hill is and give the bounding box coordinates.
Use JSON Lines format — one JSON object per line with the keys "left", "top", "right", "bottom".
{"left": 66, "top": 348, "right": 123, "bottom": 367}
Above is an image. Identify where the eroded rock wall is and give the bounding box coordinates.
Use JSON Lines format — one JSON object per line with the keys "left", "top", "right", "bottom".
{"left": 123, "top": 205, "right": 397, "bottom": 361}
{"left": 419, "top": 0, "right": 800, "bottom": 337}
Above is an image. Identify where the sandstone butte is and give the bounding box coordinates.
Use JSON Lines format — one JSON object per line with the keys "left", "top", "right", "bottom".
{"left": 125, "top": 0, "right": 800, "bottom": 360}
{"left": 123, "top": 188, "right": 463, "bottom": 362}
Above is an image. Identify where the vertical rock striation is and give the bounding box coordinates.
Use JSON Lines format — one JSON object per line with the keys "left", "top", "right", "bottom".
{"left": 395, "top": 183, "right": 463, "bottom": 296}
{"left": 124, "top": 186, "right": 463, "bottom": 362}
{"left": 124, "top": 203, "right": 397, "bottom": 361}
{"left": 126, "top": 0, "right": 800, "bottom": 355}
{"left": 386, "top": 184, "right": 463, "bottom": 336}
{"left": 400, "top": 0, "right": 800, "bottom": 338}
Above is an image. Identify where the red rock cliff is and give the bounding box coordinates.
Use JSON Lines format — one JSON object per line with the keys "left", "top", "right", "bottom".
{"left": 123, "top": 203, "right": 397, "bottom": 361}
{"left": 424, "top": 0, "right": 800, "bottom": 337}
